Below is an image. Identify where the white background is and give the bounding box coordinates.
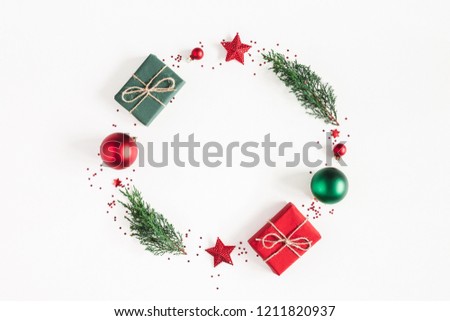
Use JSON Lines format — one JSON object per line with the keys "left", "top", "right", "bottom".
{"left": 0, "top": 0, "right": 449, "bottom": 301}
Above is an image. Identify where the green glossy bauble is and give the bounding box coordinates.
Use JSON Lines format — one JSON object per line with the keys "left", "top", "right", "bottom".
{"left": 310, "top": 167, "right": 348, "bottom": 204}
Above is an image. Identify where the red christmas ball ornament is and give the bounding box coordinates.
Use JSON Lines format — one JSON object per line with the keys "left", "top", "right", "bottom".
{"left": 333, "top": 143, "right": 347, "bottom": 159}
{"left": 190, "top": 47, "right": 204, "bottom": 60}
{"left": 100, "top": 133, "right": 138, "bottom": 170}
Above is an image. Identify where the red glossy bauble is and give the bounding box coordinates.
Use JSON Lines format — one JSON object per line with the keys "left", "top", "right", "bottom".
{"left": 333, "top": 143, "right": 347, "bottom": 159}
{"left": 190, "top": 47, "right": 204, "bottom": 60}
{"left": 100, "top": 133, "right": 138, "bottom": 170}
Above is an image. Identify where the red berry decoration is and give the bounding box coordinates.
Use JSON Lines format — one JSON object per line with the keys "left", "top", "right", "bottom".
{"left": 333, "top": 143, "right": 347, "bottom": 159}
{"left": 190, "top": 47, "right": 204, "bottom": 60}
{"left": 100, "top": 133, "right": 138, "bottom": 170}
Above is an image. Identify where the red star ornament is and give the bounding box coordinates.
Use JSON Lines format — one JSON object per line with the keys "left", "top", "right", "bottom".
{"left": 331, "top": 129, "right": 340, "bottom": 138}
{"left": 112, "top": 178, "right": 122, "bottom": 187}
{"left": 205, "top": 238, "right": 235, "bottom": 267}
{"left": 221, "top": 33, "right": 251, "bottom": 65}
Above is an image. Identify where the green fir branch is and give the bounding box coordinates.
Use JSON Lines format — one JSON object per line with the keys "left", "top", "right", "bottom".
{"left": 262, "top": 50, "right": 339, "bottom": 126}
{"left": 118, "top": 186, "right": 186, "bottom": 255}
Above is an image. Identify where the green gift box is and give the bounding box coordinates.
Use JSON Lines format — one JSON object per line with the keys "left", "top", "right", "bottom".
{"left": 114, "top": 54, "right": 185, "bottom": 126}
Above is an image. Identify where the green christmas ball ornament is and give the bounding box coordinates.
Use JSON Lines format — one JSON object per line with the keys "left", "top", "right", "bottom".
{"left": 310, "top": 167, "right": 348, "bottom": 204}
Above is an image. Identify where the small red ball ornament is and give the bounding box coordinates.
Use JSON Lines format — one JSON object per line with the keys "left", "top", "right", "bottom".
{"left": 100, "top": 133, "right": 138, "bottom": 170}
{"left": 333, "top": 143, "right": 347, "bottom": 159}
{"left": 190, "top": 47, "right": 204, "bottom": 60}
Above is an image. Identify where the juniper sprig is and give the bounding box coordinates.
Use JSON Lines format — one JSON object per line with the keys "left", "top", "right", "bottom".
{"left": 118, "top": 186, "right": 186, "bottom": 255}
{"left": 262, "top": 50, "right": 339, "bottom": 126}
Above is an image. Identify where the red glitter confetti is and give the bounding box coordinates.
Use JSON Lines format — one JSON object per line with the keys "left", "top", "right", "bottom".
{"left": 113, "top": 178, "right": 122, "bottom": 187}
{"left": 331, "top": 129, "right": 340, "bottom": 138}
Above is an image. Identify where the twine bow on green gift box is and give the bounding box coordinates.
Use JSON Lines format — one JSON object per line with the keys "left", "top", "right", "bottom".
{"left": 121, "top": 66, "right": 176, "bottom": 114}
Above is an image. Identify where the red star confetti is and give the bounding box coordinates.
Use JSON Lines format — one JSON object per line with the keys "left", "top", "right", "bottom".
{"left": 112, "top": 178, "right": 122, "bottom": 188}
{"left": 221, "top": 33, "right": 251, "bottom": 65}
{"left": 331, "top": 129, "right": 340, "bottom": 138}
{"left": 205, "top": 238, "right": 235, "bottom": 267}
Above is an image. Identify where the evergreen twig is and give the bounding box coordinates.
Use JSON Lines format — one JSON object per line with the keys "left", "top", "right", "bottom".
{"left": 262, "top": 50, "right": 339, "bottom": 126}
{"left": 118, "top": 186, "right": 186, "bottom": 255}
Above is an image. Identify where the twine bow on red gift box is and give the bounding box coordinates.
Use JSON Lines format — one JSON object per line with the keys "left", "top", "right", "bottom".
{"left": 121, "top": 66, "right": 176, "bottom": 113}
{"left": 255, "top": 219, "right": 312, "bottom": 262}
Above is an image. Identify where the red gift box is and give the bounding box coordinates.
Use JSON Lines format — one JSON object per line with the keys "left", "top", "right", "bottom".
{"left": 248, "top": 202, "right": 321, "bottom": 275}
